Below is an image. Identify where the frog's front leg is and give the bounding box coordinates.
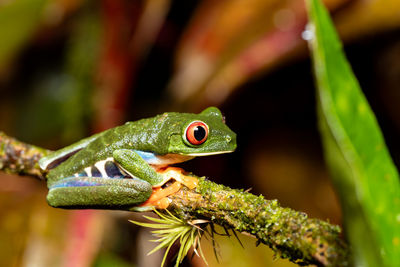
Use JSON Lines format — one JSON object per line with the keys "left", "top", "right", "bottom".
{"left": 112, "top": 149, "right": 165, "bottom": 186}
{"left": 47, "top": 176, "right": 152, "bottom": 209}
{"left": 113, "top": 149, "right": 198, "bottom": 211}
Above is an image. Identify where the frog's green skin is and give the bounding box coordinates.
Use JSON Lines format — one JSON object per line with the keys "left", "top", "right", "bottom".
{"left": 39, "top": 107, "right": 236, "bottom": 211}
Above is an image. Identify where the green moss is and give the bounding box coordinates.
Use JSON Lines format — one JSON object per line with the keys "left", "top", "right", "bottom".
{"left": 169, "top": 176, "right": 348, "bottom": 266}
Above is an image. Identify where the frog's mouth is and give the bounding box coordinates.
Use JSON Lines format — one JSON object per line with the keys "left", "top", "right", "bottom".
{"left": 148, "top": 151, "right": 235, "bottom": 167}
{"left": 184, "top": 151, "right": 235, "bottom": 157}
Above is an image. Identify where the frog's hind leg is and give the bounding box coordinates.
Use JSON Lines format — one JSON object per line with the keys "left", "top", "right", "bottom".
{"left": 46, "top": 176, "right": 152, "bottom": 209}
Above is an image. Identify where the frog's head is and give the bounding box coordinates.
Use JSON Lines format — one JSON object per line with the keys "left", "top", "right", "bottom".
{"left": 166, "top": 107, "right": 236, "bottom": 156}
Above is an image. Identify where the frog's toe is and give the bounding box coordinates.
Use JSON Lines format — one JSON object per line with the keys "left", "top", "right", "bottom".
{"left": 136, "top": 181, "right": 181, "bottom": 210}
{"left": 130, "top": 198, "right": 170, "bottom": 211}
{"left": 157, "top": 167, "right": 199, "bottom": 189}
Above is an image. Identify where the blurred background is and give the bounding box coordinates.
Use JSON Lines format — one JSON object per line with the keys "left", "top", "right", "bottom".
{"left": 1, "top": 0, "right": 400, "bottom": 266}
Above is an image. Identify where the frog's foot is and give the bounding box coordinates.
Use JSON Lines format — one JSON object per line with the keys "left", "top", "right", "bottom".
{"left": 131, "top": 167, "right": 199, "bottom": 211}
{"left": 134, "top": 181, "right": 181, "bottom": 211}
{"left": 157, "top": 167, "right": 198, "bottom": 189}
{"left": 133, "top": 170, "right": 199, "bottom": 211}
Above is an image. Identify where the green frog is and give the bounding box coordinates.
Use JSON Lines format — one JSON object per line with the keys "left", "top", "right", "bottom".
{"left": 39, "top": 107, "right": 236, "bottom": 211}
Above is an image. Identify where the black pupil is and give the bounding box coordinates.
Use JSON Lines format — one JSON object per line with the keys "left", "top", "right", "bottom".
{"left": 193, "top": 126, "right": 206, "bottom": 141}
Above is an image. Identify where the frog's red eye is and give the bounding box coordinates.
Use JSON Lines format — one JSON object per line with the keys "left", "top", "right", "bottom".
{"left": 185, "top": 121, "right": 209, "bottom": 145}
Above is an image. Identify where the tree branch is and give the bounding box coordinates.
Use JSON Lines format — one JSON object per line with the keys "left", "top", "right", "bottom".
{"left": 0, "top": 131, "right": 50, "bottom": 179}
{"left": 169, "top": 178, "right": 349, "bottom": 266}
{"left": 0, "top": 131, "right": 350, "bottom": 266}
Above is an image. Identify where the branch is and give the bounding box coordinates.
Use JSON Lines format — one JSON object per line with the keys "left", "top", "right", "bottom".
{"left": 0, "top": 131, "right": 50, "bottom": 179}
{"left": 169, "top": 178, "right": 349, "bottom": 267}
{"left": 0, "top": 132, "right": 350, "bottom": 266}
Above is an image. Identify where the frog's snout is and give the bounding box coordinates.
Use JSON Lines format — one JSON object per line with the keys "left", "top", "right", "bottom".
{"left": 225, "top": 133, "right": 237, "bottom": 149}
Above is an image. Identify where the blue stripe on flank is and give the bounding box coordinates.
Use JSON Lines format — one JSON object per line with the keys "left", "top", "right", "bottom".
{"left": 50, "top": 179, "right": 103, "bottom": 189}
{"left": 134, "top": 150, "right": 157, "bottom": 162}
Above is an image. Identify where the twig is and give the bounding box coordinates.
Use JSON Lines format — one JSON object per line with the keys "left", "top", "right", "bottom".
{"left": 0, "top": 132, "right": 349, "bottom": 266}
{"left": 0, "top": 132, "right": 50, "bottom": 179}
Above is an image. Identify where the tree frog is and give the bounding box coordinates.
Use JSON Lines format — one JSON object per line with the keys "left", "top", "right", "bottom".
{"left": 39, "top": 107, "right": 236, "bottom": 211}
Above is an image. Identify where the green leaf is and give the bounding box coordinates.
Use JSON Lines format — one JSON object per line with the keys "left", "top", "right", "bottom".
{"left": 306, "top": 0, "right": 400, "bottom": 266}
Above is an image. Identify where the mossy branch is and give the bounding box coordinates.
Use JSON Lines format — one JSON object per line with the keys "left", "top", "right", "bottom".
{"left": 169, "top": 178, "right": 349, "bottom": 266}
{"left": 0, "top": 132, "right": 50, "bottom": 179}
{"left": 0, "top": 131, "right": 350, "bottom": 266}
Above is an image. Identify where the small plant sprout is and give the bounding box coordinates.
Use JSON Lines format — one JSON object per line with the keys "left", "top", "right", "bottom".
{"left": 130, "top": 209, "right": 209, "bottom": 267}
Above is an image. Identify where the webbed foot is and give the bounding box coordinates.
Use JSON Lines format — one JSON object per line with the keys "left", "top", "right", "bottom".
{"left": 136, "top": 181, "right": 181, "bottom": 210}
{"left": 131, "top": 167, "right": 199, "bottom": 211}
{"left": 158, "top": 167, "right": 198, "bottom": 189}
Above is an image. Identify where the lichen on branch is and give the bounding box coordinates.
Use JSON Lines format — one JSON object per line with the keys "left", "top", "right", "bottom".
{"left": 0, "top": 132, "right": 349, "bottom": 266}
{"left": 0, "top": 131, "right": 50, "bottom": 179}
{"left": 168, "top": 178, "right": 349, "bottom": 267}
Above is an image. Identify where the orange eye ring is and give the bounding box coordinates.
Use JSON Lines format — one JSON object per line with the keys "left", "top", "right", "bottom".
{"left": 185, "top": 121, "right": 209, "bottom": 145}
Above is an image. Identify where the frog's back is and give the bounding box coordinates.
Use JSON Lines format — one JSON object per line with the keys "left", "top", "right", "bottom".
{"left": 46, "top": 117, "right": 162, "bottom": 182}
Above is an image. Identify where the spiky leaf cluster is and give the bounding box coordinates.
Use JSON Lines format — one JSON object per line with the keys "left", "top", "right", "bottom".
{"left": 130, "top": 210, "right": 208, "bottom": 267}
